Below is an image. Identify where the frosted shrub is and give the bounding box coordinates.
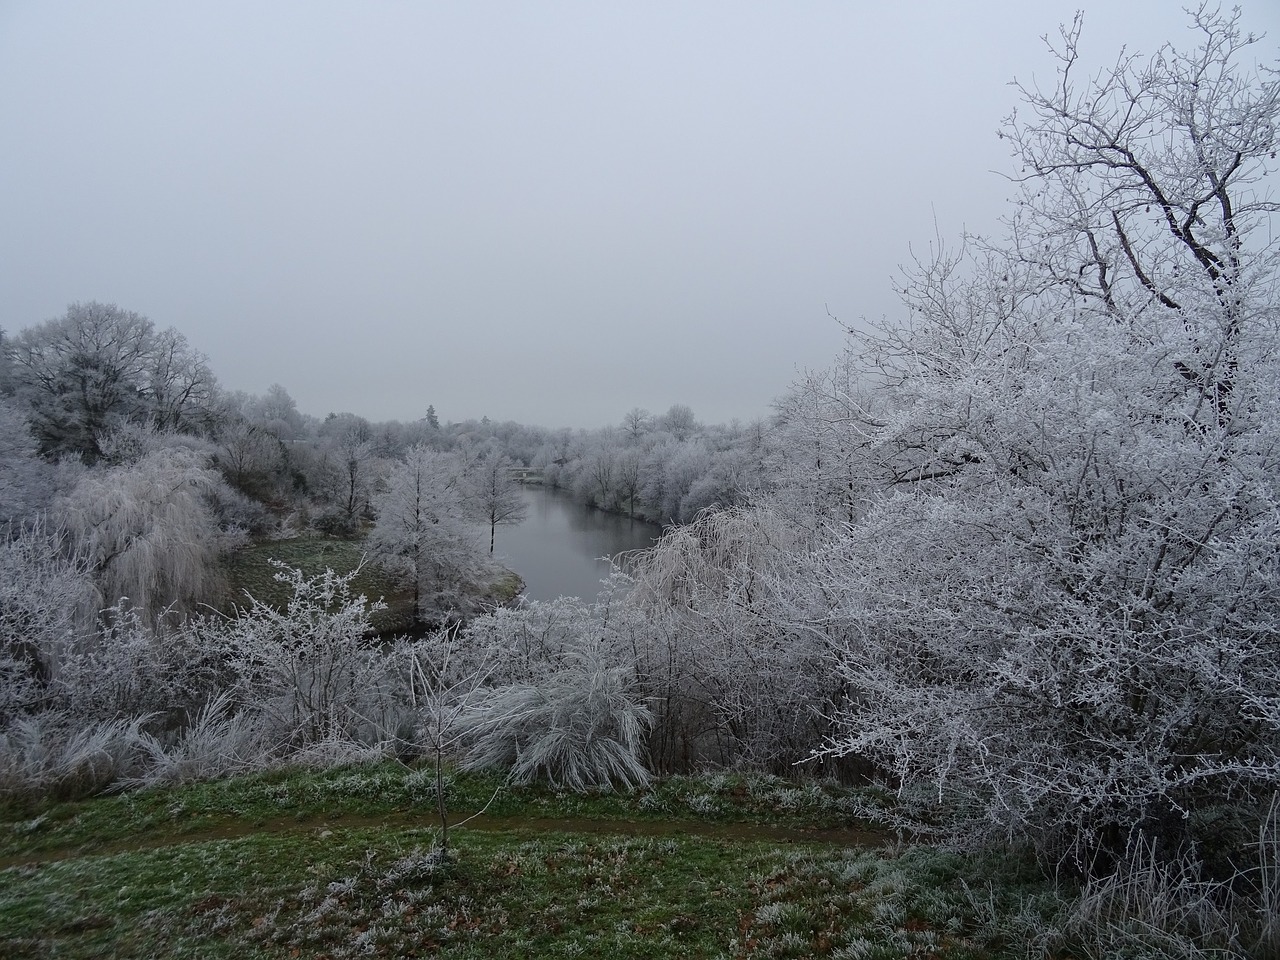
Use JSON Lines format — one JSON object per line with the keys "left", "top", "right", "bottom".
{"left": 0, "top": 523, "right": 97, "bottom": 722}
{"left": 0, "top": 712, "right": 147, "bottom": 799}
{"left": 460, "top": 635, "right": 653, "bottom": 791}
{"left": 194, "top": 561, "right": 397, "bottom": 748}
{"left": 124, "top": 692, "right": 264, "bottom": 788}
{"left": 54, "top": 602, "right": 216, "bottom": 724}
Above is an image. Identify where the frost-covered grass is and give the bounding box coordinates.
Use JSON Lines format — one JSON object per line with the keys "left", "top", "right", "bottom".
{"left": 0, "top": 765, "right": 1060, "bottom": 960}
{"left": 0, "top": 762, "right": 882, "bottom": 862}
{"left": 222, "top": 536, "right": 413, "bottom": 633}
{"left": 0, "top": 714, "right": 150, "bottom": 801}
{"left": 5, "top": 763, "right": 1271, "bottom": 958}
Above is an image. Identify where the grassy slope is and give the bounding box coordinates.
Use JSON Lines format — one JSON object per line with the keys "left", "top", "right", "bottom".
{"left": 0, "top": 764, "right": 1065, "bottom": 959}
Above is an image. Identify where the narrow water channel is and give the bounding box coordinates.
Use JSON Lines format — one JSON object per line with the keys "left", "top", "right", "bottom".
{"left": 490, "top": 485, "right": 663, "bottom": 602}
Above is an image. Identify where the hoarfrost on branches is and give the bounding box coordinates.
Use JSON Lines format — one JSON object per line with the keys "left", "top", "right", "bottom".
{"left": 784, "top": 6, "right": 1280, "bottom": 868}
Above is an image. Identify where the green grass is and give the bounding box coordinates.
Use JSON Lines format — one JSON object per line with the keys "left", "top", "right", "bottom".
{"left": 0, "top": 765, "right": 883, "bottom": 863}
{"left": 223, "top": 537, "right": 525, "bottom": 634}
{"left": 0, "top": 763, "right": 1072, "bottom": 959}
{"left": 222, "top": 536, "right": 413, "bottom": 632}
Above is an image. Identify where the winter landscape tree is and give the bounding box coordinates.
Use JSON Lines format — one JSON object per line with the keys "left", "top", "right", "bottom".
{"left": 214, "top": 417, "right": 286, "bottom": 501}
{"left": 792, "top": 6, "right": 1280, "bottom": 871}
{"left": 397, "top": 624, "right": 499, "bottom": 856}
{"left": 5, "top": 302, "right": 216, "bottom": 462}
{"left": 577, "top": 444, "right": 616, "bottom": 510}
{"left": 250, "top": 383, "right": 306, "bottom": 442}
{"left": 626, "top": 505, "right": 832, "bottom": 774}
{"left": 613, "top": 448, "right": 643, "bottom": 518}
{"left": 313, "top": 412, "right": 380, "bottom": 532}
{"left": 659, "top": 403, "right": 697, "bottom": 441}
{"left": 620, "top": 407, "right": 651, "bottom": 443}
{"left": 0, "top": 396, "right": 67, "bottom": 525}
{"left": 55, "top": 445, "right": 238, "bottom": 624}
{"left": 367, "top": 446, "right": 487, "bottom": 625}
{"left": 467, "top": 449, "right": 528, "bottom": 553}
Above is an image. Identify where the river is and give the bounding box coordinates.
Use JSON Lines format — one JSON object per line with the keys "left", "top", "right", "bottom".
{"left": 489, "top": 485, "right": 664, "bottom": 602}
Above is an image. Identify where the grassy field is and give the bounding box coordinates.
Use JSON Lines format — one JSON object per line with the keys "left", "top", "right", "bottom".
{"left": 0, "top": 764, "right": 1068, "bottom": 959}
{"left": 222, "top": 537, "right": 524, "bottom": 635}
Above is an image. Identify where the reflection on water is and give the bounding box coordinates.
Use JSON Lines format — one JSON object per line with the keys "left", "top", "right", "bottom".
{"left": 490, "top": 485, "right": 663, "bottom": 602}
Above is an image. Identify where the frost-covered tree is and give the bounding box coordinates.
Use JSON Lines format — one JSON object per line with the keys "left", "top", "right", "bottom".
{"left": 213, "top": 384, "right": 313, "bottom": 516}
{"left": 397, "top": 625, "right": 498, "bottom": 855}
{"left": 55, "top": 446, "right": 233, "bottom": 623}
{"left": 368, "top": 446, "right": 487, "bottom": 624}
{"left": 574, "top": 444, "right": 616, "bottom": 510}
{"left": 147, "top": 326, "right": 218, "bottom": 434}
{"left": 660, "top": 439, "right": 714, "bottom": 523}
{"left": 770, "top": 344, "right": 879, "bottom": 533}
{"left": 6, "top": 302, "right": 216, "bottom": 461}
{"left": 660, "top": 403, "right": 698, "bottom": 441}
{"left": 467, "top": 450, "right": 528, "bottom": 553}
{"left": 214, "top": 417, "right": 286, "bottom": 500}
{"left": 800, "top": 7, "right": 1280, "bottom": 869}
{"left": 247, "top": 383, "right": 305, "bottom": 442}
{"left": 620, "top": 407, "right": 651, "bottom": 444}
{"left": 627, "top": 505, "right": 833, "bottom": 774}
{"left": 313, "top": 412, "right": 380, "bottom": 531}
{"left": 613, "top": 448, "right": 643, "bottom": 518}
{"left": 0, "top": 327, "right": 12, "bottom": 393}
{"left": 0, "top": 396, "right": 62, "bottom": 525}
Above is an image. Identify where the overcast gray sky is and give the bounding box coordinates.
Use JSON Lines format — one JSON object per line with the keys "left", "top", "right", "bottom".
{"left": 3, "top": 2, "right": 1277, "bottom": 429}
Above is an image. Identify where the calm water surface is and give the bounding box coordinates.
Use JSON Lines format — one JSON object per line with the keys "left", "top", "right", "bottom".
{"left": 490, "top": 486, "right": 663, "bottom": 601}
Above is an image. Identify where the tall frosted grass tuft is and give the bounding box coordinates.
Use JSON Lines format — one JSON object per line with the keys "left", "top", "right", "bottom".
{"left": 0, "top": 711, "right": 148, "bottom": 799}
{"left": 1240, "top": 796, "right": 1280, "bottom": 958}
{"left": 122, "top": 692, "right": 265, "bottom": 788}
{"left": 460, "top": 637, "right": 653, "bottom": 791}
{"left": 1057, "top": 807, "right": 1280, "bottom": 960}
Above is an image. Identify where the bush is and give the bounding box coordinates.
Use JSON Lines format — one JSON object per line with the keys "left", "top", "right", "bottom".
{"left": 0, "top": 712, "right": 147, "bottom": 800}
{"left": 460, "top": 636, "right": 653, "bottom": 791}
{"left": 193, "top": 562, "right": 400, "bottom": 748}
